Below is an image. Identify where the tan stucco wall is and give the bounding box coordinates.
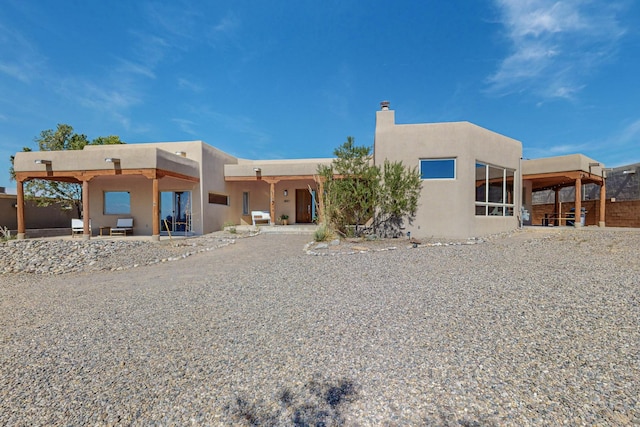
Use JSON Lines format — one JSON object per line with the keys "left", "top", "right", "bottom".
{"left": 225, "top": 179, "right": 319, "bottom": 225}
{"left": 144, "top": 141, "right": 239, "bottom": 234}
{"left": 522, "top": 154, "right": 604, "bottom": 176}
{"left": 225, "top": 158, "right": 333, "bottom": 177}
{"left": 0, "top": 194, "right": 74, "bottom": 231}
{"left": 15, "top": 145, "right": 199, "bottom": 178}
{"left": 374, "top": 109, "right": 522, "bottom": 238}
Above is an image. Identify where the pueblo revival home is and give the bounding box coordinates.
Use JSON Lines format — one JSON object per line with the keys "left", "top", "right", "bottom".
{"left": 13, "top": 102, "right": 606, "bottom": 240}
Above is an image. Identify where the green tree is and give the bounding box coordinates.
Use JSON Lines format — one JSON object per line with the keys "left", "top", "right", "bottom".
{"left": 318, "top": 137, "right": 379, "bottom": 236}
{"left": 10, "top": 124, "right": 124, "bottom": 218}
{"left": 374, "top": 159, "right": 422, "bottom": 237}
{"left": 318, "top": 137, "right": 422, "bottom": 238}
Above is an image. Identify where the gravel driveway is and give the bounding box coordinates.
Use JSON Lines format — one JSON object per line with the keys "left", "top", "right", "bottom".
{"left": 1, "top": 229, "right": 638, "bottom": 425}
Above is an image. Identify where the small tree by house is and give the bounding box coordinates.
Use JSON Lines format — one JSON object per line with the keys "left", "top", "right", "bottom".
{"left": 374, "top": 159, "right": 422, "bottom": 237}
{"left": 318, "top": 137, "right": 422, "bottom": 238}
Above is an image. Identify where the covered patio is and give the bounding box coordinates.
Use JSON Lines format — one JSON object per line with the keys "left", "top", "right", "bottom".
{"left": 224, "top": 158, "right": 333, "bottom": 226}
{"left": 13, "top": 145, "right": 200, "bottom": 240}
{"left": 523, "top": 154, "right": 606, "bottom": 227}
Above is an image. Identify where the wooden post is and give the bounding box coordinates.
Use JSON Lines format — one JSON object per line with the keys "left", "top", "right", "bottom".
{"left": 554, "top": 188, "right": 560, "bottom": 226}
{"left": 317, "top": 179, "right": 325, "bottom": 224}
{"left": 599, "top": 183, "right": 606, "bottom": 227}
{"left": 82, "top": 180, "right": 91, "bottom": 239}
{"left": 152, "top": 178, "right": 160, "bottom": 240}
{"left": 16, "top": 180, "right": 25, "bottom": 239}
{"left": 269, "top": 181, "right": 275, "bottom": 225}
{"left": 574, "top": 177, "right": 582, "bottom": 227}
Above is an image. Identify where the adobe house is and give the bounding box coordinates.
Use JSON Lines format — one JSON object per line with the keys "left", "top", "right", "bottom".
{"left": 374, "top": 101, "right": 522, "bottom": 238}
{"left": 13, "top": 141, "right": 330, "bottom": 240}
{"left": 13, "top": 102, "right": 608, "bottom": 240}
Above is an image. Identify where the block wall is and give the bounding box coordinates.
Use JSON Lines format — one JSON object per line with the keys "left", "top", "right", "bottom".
{"left": 531, "top": 200, "right": 640, "bottom": 227}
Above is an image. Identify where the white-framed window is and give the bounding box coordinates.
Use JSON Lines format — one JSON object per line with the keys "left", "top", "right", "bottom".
{"left": 475, "top": 162, "right": 515, "bottom": 216}
{"left": 242, "top": 192, "right": 250, "bottom": 215}
{"left": 104, "top": 191, "right": 131, "bottom": 215}
{"left": 420, "top": 158, "right": 456, "bottom": 180}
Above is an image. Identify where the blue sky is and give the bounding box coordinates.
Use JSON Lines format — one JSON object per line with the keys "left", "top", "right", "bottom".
{"left": 1, "top": 0, "right": 639, "bottom": 193}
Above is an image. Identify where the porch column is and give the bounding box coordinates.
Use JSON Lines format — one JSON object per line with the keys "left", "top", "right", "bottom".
{"left": 269, "top": 181, "right": 275, "bottom": 225}
{"left": 317, "top": 179, "right": 325, "bottom": 224}
{"left": 152, "top": 178, "right": 160, "bottom": 241}
{"left": 554, "top": 188, "right": 560, "bottom": 226}
{"left": 16, "top": 179, "right": 26, "bottom": 239}
{"left": 574, "top": 177, "right": 582, "bottom": 228}
{"left": 82, "top": 180, "right": 91, "bottom": 239}
{"left": 599, "top": 183, "right": 606, "bottom": 227}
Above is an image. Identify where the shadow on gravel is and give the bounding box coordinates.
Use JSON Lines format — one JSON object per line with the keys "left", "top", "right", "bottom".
{"left": 225, "top": 376, "right": 358, "bottom": 426}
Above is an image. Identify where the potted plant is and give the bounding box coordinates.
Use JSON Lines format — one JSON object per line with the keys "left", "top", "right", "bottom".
{"left": 279, "top": 214, "right": 289, "bottom": 225}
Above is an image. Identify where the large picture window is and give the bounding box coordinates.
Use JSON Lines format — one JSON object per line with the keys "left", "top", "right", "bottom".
{"left": 475, "top": 162, "right": 515, "bottom": 216}
{"left": 420, "top": 158, "right": 456, "bottom": 180}
{"left": 104, "top": 191, "right": 131, "bottom": 215}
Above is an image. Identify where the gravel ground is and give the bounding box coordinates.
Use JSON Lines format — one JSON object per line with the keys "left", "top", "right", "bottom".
{"left": 0, "top": 228, "right": 638, "bottom": 425}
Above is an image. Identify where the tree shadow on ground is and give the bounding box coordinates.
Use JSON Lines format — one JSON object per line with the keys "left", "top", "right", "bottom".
{"left": 225, "top": 375, "right": 358, "bottom": 426}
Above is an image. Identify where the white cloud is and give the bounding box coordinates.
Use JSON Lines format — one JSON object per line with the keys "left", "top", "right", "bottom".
{"left": 116, "top": 59, "right": 156, "bottom": 79}
{"left": 198, "top": 106, "right": 271, "bottom": 145}
{"left": 618, "top": 118, "right": 640, "bottom": 143}
{"left": 0, "top": 23, "right": 45, "bottom": 83}
{"left": 171, "top": 118, "right": 198, "bottom": 136}
{"left": 177, "top": 77, "right": 203, "bottom": 93}
{"left": 213, "top": 13, "right": 240, "bottom": 34}
{"left": 488, "top": 0, "right": 626, "bottom": 99}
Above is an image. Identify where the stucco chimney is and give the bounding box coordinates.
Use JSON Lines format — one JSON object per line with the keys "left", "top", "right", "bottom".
{"left": 376, "top": 101, "right": 395, "bottom": 129}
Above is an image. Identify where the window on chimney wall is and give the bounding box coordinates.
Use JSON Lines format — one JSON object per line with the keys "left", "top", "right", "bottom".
{"left": 208, "top": 192, "right": 229, "bottom": 205}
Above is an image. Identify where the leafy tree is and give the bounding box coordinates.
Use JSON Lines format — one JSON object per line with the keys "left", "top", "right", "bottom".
{"left": 374, "top": 160, "right": 422, "bottom": 237}
{"left": 318, "top": 137, "right": 422, "bottom": 238}
{"left": 318, "top": 137, "right": 379, "bottom": 236}
{"left": 10, "top": 124, "right": 124, "bottom": 218}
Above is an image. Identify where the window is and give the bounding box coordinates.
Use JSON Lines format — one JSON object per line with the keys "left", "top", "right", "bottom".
{"left": 420, "top": 158, "right": 456, "bottom": 179}
{"left": 475, "top": 162, "right": 515, "bottom": 216}
{"left": 242, "top": 192, "right": 250, "bottom": 215}
{"left": 208, "top": 192, "right": 229, "bottom": 205}
{"left": 104, "top": 191, "right": 131, "bottom": 215}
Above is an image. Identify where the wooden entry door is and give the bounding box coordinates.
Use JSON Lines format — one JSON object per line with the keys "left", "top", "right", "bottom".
{"left": 296, "top": 189, "right": 312, "bottom": 223}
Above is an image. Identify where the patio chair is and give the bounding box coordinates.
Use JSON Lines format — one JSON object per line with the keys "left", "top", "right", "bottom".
{"left": 71, "top": 218, "right": 91, "bottom": 237}
{"left": 110, "top": 218, "right": 134, "bottom": 236}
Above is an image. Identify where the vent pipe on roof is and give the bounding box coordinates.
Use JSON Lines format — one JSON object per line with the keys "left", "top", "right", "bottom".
{"left": 380, "top": 100, "right": 390, "bottom": 110}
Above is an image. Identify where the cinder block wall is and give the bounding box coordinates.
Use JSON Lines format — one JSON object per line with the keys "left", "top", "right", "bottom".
{"left": 0, "top": 194, "right": 75, "bottom": 231}
{"left": 606, "top": 200, "right": 640, "bottom": 227}
{"left": 532, "top": 200, "right": 640, "bottom": 227}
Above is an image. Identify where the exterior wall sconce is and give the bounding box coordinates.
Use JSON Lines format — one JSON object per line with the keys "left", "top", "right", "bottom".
{"left": 283, "top": 189, "right": 288, "bottom": 196}
{"left": 34, "top": 159, "right": 51, "bottom": 165}
{"left": 175, "top": 151, "right": 187, "bottom": 157}
{"left": 104, "top": 158, "right": 120, "bottom": 163}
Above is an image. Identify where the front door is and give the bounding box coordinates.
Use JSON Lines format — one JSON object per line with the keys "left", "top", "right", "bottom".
{"left": 296, "top": 189, "right": 312, "bottom": 223}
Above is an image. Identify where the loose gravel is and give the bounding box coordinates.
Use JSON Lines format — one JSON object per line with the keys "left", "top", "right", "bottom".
{"left": 0, "top": 228, "right": 638, "bottom": 425}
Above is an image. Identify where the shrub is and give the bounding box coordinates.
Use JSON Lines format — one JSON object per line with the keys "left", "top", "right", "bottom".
{"left": 314, "top": 223, "right": 332, "bottom": 242}
{"left": 223, "top": 221, "right": 237, "bottom": 234}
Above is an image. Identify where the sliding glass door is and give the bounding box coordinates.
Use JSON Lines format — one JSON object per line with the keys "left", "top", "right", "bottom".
{"left": 160, "top": 191, "right": 192, "bottom": 234}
